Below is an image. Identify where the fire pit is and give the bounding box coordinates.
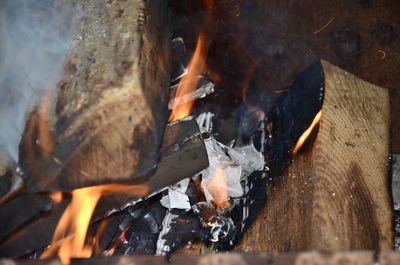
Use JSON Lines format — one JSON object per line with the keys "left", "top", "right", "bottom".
{"left": 0, "top": 0, "right": 398, "bottom": 264}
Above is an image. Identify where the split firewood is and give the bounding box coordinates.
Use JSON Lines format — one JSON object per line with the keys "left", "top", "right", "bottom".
{"left": 235, "top": 60, "right": 392, "bottom": 252}
{"left": 19, "top": 0, "right": 172, "bottom": 192}
{"left": 0, "top": 199, "right": 70, "bottom": 258}
{"left": 0, "top": 194, "right": 53, "bottom": 242}
{"left": 0, "top": 117, "right": 208, "bottom": 258}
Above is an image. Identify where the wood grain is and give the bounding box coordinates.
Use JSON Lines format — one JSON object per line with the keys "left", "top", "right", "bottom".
{"left": 19, "top": 0, "right": 171, "bottom": 192}
{"left": 235, "top": 61, "right": 392, "bottom": 252}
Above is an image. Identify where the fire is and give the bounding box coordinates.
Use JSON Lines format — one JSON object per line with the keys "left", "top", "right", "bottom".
{"left": 292, "top": 110, "right": 322, "bottom": 155}
{"left": 206, "top": 166, "right": 231, "bottom": 209}
{"left": 37, "top": 93, "right": 54, "bottom": 157}
{"left": 49, "top": 192, "right": 63, "bottom": 204}
{"left": 168, "top": 33, "right": 209, "bottom": 122}
{"left": 41, "top": 183, "right": 149, "bottom": 264}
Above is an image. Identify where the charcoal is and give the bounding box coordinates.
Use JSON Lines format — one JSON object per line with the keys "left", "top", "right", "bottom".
{"left": 267, "top": 60, "right": 324, "bottom": 176}
{"left": 156, "top": 209, "right": 205, "bottom": 256}
{"left": 95, "top": 214, "right": 131, "bottom": 254}
{"left": 121, "top": 202, "right": 166, "bottom": 255}
{"left": 236, "top": 105, "right": 265, "bottom": 145}
{"left": 192, "top": 202, "right": 236, "bottom": 251}
{"left": 0, "top": 194, "right": 52, "bottom": 242}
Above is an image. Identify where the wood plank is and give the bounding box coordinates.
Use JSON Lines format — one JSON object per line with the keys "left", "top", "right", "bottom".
{"left": 235, "top": 61, "right": 392, "bottom": 252}
{"left": 19, "top": 0, "right": 171, "bottom": 192}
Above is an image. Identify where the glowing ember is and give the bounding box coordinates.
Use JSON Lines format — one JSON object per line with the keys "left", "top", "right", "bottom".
{"left": 292, "top": 110, "right": 322, "bottom": 155}
{"left": 168, "top": 33, "right": 208, "bottom": 122}
{"left": 49, "top": 192, "right": 63, "bottom": 204}
{"left": 41, "top": 183, "right": 149, "bottom": 264}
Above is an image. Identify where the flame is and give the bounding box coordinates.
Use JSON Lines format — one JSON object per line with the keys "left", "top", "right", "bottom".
{"left": 37, "top": 93, "right": 54, "bottom": 157}
{"left": 206, "top": 166, "right": 231, "bottom": 209}
{"left": 41, "top": 183, "right": 149, "bottom": 264}
{"left": 168, "top": 33, "right": 208, "bottom": 122}
{"left": 49, "top": 192, "right": 63, "bottom": 204}
{"left": 292, "top": 110, "right": 322, "bottom": 155}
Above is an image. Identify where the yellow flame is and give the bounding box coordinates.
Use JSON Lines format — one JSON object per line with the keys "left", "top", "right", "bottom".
{"left": 292, "top": 110, "right": 322, "bottom": 155}
{"left": 206, "top": 166, "right": 231, "bottom": 209}
{"left": 168, "top": 33, "right": 208, "bottom": 122}
{"left": 41, "top": 183, "right": 149, "bottom": 264}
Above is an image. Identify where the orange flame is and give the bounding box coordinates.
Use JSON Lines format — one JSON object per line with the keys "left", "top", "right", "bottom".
{"left": 41, "top": 183, "right": 149, "bottom": 264}
{"left": 292, "top": 110, "right": 322, "bottom": 155}
{"left": 168, "top": 33, "right": 208, "bottom": 122}
{"left": 37, "top": 93, "right": 54, "bottom": 157}
{"left": 206, "top": 167, "right": 231, "bottom": 209}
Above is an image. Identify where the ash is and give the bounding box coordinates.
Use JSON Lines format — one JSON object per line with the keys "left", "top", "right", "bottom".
{"left": 103, "top": 111, "right": 268, "bottom": 256}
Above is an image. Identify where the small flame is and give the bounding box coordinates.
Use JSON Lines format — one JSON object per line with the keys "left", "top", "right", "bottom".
{"left": 37, "top": 93, "right": 54, "bottom": 157}
{"left": 41, "top": 183, "right": 149, "bottom": 264}
{"left": 168, "top": 33, "right": 208, "bottom": 122}
{"left": 206, "top": 166, "right": 231, "bottom": 209}
{"left": 49, "top": 192, "right": 63, "bottom": 204}
{"left": 292, "top": 110, "right": 322, "bottom": 155}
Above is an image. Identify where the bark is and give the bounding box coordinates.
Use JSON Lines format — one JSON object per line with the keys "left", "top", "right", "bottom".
{"left": 19, "top": 0, "right": 172, "bottom": 192}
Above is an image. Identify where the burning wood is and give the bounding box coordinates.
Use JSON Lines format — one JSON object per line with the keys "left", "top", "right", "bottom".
{"left": 0, "top": 0, "right": 394, "bottom": 264}
{"left": 18, "top": 0, "right": 172, "bottom": 192}
{"left": 168, "top": 34, "right": 209, "bottom": 122}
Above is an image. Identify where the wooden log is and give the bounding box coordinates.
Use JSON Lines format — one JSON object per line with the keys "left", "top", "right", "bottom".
{"left": 0, "top": 194, "right": 52, "bottom": 242}
{"left": 235, "top": 61, "right": 392, "bottom": 252}
{"left": 19, "top": 0, "right": 171, "bottom": 192}
{"left": 0, "top": 118, "right": 208, "bottom": 258}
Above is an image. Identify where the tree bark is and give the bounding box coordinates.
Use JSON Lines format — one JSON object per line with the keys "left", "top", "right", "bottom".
{"left": 20, "top": 0, "right": 172, "bottom": 192}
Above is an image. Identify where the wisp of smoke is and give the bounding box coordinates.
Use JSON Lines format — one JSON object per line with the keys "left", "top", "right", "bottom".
{"left": 0, "top": 0, "right": 80, "bottom": 165}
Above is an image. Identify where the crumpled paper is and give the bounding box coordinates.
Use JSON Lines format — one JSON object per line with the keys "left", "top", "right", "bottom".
{"left": 160, "top": 126, "right": 265, "bottom": 210}
{"left": 200, "top": 137, "right": 264, "bottom": 205}
{"left": 160, "top": 178, "right": 191, "bottom": 210}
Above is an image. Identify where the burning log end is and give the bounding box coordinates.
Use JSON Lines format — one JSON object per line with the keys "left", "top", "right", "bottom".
{"left": 267, "top": 60, "right": 324, "bottom": 177}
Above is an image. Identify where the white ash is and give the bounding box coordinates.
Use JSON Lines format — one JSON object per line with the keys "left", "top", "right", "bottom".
{"left": 200, "top": 137, "right": 243, "bottom": 203}
{"left": 196, "top": 112, "right": 215, "bottom": 133}
{"left": 227, "top": 143, "right": 265, "bottom": 179}
{"left": 160, "top": 178, "right": 191, "bottom": 210}
{"left": 199, "top": 136, "right": 265, "bottom": 204}
{"left": 156, "top": 211, "right": 179, "bottom": 256}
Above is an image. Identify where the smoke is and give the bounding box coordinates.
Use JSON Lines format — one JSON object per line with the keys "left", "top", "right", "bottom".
{"left": 0, "top": 0, "right": 80, "bottom": 164}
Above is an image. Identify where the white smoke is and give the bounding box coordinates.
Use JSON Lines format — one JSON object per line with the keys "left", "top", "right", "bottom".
{"left": 0, "top": 0, "right": 80, "bottom": 165}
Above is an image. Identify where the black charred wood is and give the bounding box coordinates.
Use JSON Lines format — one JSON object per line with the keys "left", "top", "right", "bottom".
{"left": 0, "top": 194, "right": 52, "bottom": 242}
{"left": 267, "top": 60, "right": 324, "bottom": 176}
{"left": 0, "top": 199, "right": 70, "bottom": 258}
